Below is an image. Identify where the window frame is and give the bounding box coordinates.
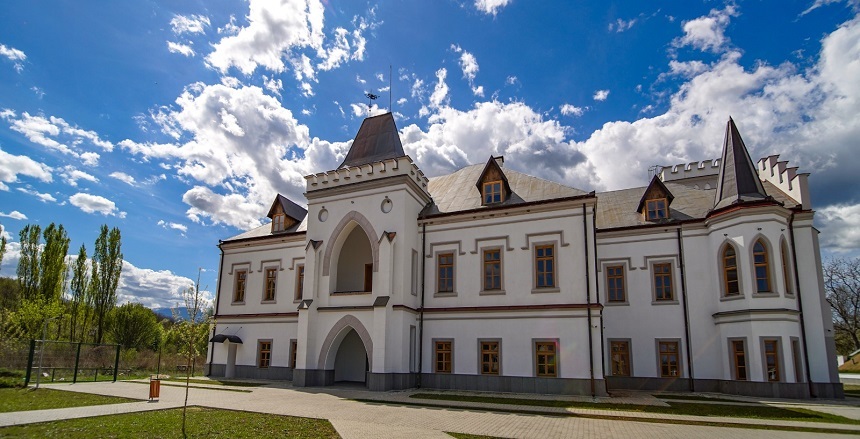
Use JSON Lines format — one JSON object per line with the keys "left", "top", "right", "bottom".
{"left": 781, "top": 239, "right": 794, "bottom": 297}
{"left": 761, "top": 337, "right": 782, "bottom": 382}
{"left": 656, "top": 339, "right": 681, "bottom": 378}
{"left": 480, "top": 247, "right": 504, "bottom": 294}
{"left": 433, "top": 339, "right": 453, "bottom": 374}
{"left": 289, "top": 339, "right": 298, "bottom": 369}
{"left": 605, "top": 264, "right": 627, "bottom": 304}
{"left": 263, "top": 267, "right": 277, "bottom": 302}
{"left": 609, "top": 339, "right": 632, "bottom": 377}
{"left": 650, "top": 261, "right": 677, "bottom": 304}
{"left": 272, "top": 213, "right": 286, "bottom": 232}
{"left": 645, "top": 198, "right": 668, "bottom": 221}
{"left": 258, "top": 339, "right": 272, "bottom": 369}
{"left": 294, "top": 264, "right": 305, "bottom": 302}
{"left": 533, "top": 339, "right": 558, "bottom": 378}
{"left": 436, "top": 251, "right": 456, "bottom": 295}
{"left": 482, "top": 180, "right": 503, "bottom": 205}
{"left": 752, "top": 239, "right": 773, "bottom": 294}
{"left": 233, "top": 269, "right": 248, "bottom": 304}
{"left": 532, "top": 243, "right": 558, "bottom": 292}
{"left": 729, "top": 338, "right": 747, "bottom": 381}
{"left": 478, "top": 339, "right": 501, "bottom": 376}
{"left": 721, "top": 244, "right": 742, "bottom": 298}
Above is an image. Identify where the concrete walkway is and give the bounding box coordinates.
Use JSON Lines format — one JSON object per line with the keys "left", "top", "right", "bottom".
{"left": 1, "top": 380, "right": 859, "bottom": 438}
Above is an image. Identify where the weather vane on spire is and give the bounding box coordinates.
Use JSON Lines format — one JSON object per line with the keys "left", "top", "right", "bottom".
{"left": 365, "top": 92, "right": 378, "bottom": 116}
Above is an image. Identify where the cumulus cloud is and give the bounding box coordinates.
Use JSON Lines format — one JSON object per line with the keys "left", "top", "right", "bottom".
{"left": 69, "top": 192, "right": 125, "bottom": 217}
{"left": 17, "top": 187, "right": 56, "bottom": 203}
{"left": 0, "top": 147, "right": 52, "bottom": 191}
{"left": 560, "top": 104, "right": 586, "bottom": 117}
{"left": 818, "top": 203, "right": 860, "bottom": 252}
{"left": 157, "top": 219, "right": 188, "bottom": 233}
{"left": 0, "top": 43, "right": 26, "bottom": 72}
{"left": 0, "top": 111, "right": 113, "bottom": 165}
{"left": 109, "top": 172, "right": 136, "bottom": 186}
{"left": 673, "top": 4, "right": 739, "bottom": 53}
{"left": 117, "top": 260, "right": 211, "bottom": 309}
{"left": 593, "top": 89, "right": 610, "bottom": 101}
{"left": 60, "top": 166, "right": 98, "bottom": 187}
{"left": 475, "top": 0, "right": 512, "bottom": 16}
{"left": 167, "top": 41, "right": 196, "bottom": 57}
{"left": 452, "top": 45, "right": 483, "bottom": 97}
{"left": 170, "top": 14, "right": 210, "bottom": 35}
{"left": 429, "top": 68, "right": 450, "bottom": 109}
{"left": 0, "top": 211, "right": 27, "bottom": 220}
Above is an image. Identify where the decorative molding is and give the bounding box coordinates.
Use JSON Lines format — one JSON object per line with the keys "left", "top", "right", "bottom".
{"left": 520, "top": 230, "right": 571, "bottom": 250}
{"left": 426, "top": 240, "right": 466, "bottom": 258}
{"left": 470, "top": 236, "right": 514, "bottom": 254}
{"left": 288, "top": 257, "right": 305, "bottom": 270}
{"left": 227, "top": 262, "right": 251, "bottom": 275}
{"left": 257, "top": 259, "right": 283, "bottom": 272}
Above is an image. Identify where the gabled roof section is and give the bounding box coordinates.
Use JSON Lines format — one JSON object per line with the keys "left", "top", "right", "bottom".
{"left": 475, "top": 156, "right": 512, "bottom": 197}
{"left": 339, "top": 112, "right": 406, "bottom": 168}
{"left": 714, "top": 117, "right": 768, "bottom": 210}
{"left": 636, "top": 175, "right": 675, "bottom": 213}
{"left": 267, "top": 194, "right": 307, "bottom": 223}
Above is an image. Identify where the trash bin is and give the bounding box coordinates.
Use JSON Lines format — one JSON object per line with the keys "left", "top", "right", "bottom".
{"left": 149, "top": 375, "right": 160, "bottom": 401}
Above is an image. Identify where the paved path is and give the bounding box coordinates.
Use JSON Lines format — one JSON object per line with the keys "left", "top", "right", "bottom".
{"left": 1, "top": 381, "right": 859, "bottom": 438}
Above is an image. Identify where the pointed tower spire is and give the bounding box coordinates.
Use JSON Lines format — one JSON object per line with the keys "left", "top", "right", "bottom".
{"left": 713, "top": 117, "right": 768, "bottom": 210}
{"left": 339, "top": 112, "right": 405, "bottom": 168}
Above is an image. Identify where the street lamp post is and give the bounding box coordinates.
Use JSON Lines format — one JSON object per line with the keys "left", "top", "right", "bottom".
{"left": 35, "top": 316, "right": 59, "bottom": 389}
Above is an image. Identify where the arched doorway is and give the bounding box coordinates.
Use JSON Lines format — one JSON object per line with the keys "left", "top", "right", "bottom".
{"left": 334, "top": 329, "right": 368, "bottom": 383}
{"left": 334, "top": 225, "right": 373, "bottom": 293}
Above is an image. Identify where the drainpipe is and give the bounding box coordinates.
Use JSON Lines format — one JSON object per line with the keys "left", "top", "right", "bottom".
{"left": 593, "top": 206, "right": 606, "bottom": 387}
{"left": 583, "top": 203, "right": 595, "bottom": 397}
{"left": 207, "top": 243, "right": 224, "bottom": 377}
{"left": 789, "top": 211, "right": 815, "bottom": 397}
{"left": 676, "top": 227, "right": 694, "bottom": 392}
{"left": 417, "top": 222, "right": 427, "bottom": 388}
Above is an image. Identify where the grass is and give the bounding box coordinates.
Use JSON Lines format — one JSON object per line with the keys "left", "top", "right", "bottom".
{"left": 843, "top": 384, "right": 860, "bottom": 398}
{"left": 655, "top": 394, "right": 739, "bottom": 403}
{"left": 0, "top": 388, "right": 139, "bottom": 413}
{"left": 0, "top": 369, "right": 26, "bottom": 388}
{"left": 408, "top": 393, "right": 860, "bottom": 425}
{"left": 163, "top": 377, "right": 264, "bottom": 387}
{"left": 0, "top": 406, "right": 341, "bottom": 438}
{"left": 839, "top": 359, "right": 860, "bottom": 373}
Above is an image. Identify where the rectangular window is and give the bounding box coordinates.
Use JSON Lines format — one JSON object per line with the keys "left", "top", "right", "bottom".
{"left": 792, "top": 339, "right": 803, "bottom": 383}
{"left": 264, "top": 268, "right": 277, "bottom": 301}
{"left": 434, "top": 341, "right": 452, "bottom": 373}
{"left": 437, "top": 253, "right": 454, "bottom": 293}
{"left": 480, "top": 341, "right": 500, "bottom": 375}
{"left": 653, "top": 263, "right": 674, "bottom": 301}
{"left": 295, "top": 265, "right": 304, "bottom": 301}
{"left": 658, "top": 341, "right": 679, "bottom": 377}
{"left": 646, "top": 198, "right": 667, "bottom": 220}
{"left": 272, "top": 213, "right": 285, "bottom": 232}
{"left": 732, "top": 340, "right": 747, "bottom": 381}
{"left": 234, "top": 270, "right": 247, "bottom": 303}
{"left": 535, "top": 341, "right": 557, "bottom": 377}
{"left": 764, "top": 339, "right": 780, "bottom": 382}
{"left": 535, "top": 244, "right": 555, "bottom": 288}
{"left": 258, "top": 341, "right": 271, "bottom": 369}
{"left": 409, "top": 326, "right": 417, "bottom": 373}
{"left": 411, "top": 249, "right": 419, "bottom": 295}
{"left": 610, "top": 341, "right": 630, "bottom": 376}
{"left": 483, "top": 181, "right": 502, "bottom": 204}
{"left": 364, "top": 263, "right": 373, "bottom": 292}
{"left": 606, "top": 265, "right": 626, "bottom": 302}
{"left": 483, "top": 249, "right": 502, "bottom": 291}
{"left": 290, "top": 340, "right": 297, "bottom": 369}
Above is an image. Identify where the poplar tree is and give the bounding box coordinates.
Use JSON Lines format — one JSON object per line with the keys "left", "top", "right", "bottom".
{"left": 39, "top": 223, "right": 70, "bottom": 303}
{"left": 69, "top": 244, "right": 90, "bottom": 341}
{"left": 92, "top": 225, "right": 123, "bottom": 344}
{"left": 16, "top": 225, "right": 42, "bottom": 300}
{"left": 0, "top": 224, "right": 7, "bottom": 271}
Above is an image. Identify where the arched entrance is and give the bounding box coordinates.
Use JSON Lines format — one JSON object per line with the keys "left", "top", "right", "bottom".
{"left": 334, "top": 329, "right": 368, "bottom": 383}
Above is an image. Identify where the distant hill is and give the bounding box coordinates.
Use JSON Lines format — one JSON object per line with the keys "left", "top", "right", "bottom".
{"left": 152, "top": 307, "right": 210, "bottom": 322}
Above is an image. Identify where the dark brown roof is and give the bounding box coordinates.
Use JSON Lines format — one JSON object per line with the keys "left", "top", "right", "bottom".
{"left": 714, "top": 118, "right": 768, "bottom": 210}
{"left": 267, "top": 194, "right": 307, "bottom": 222}
{"left": 339, "top": 112, "right": 406, "bottom": 168}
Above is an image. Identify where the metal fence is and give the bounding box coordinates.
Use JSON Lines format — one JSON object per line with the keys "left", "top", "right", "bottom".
{"left": 24, "top": 340, "right": 121, "bottom": 386}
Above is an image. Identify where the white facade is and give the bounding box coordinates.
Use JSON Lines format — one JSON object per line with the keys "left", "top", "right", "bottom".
{"left": 206, "top": 114, "right": 841, "bottom": 398}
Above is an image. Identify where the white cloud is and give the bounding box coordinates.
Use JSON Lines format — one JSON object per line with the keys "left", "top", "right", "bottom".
{"left": 609, "top": 18, "right": 637, "bottom": 33}
{"left": 397, "top": 97, "right": 408, "bottom": 105}
{"left": 109, "top": 171, "right": 136, "bottom": 186}
{"left": 350, "top": 103, "right": 386, "bottom": 118}
{"left": 673, "top": 4, "right": 739, "bottom": 53}
{"left": 117, "top": 260, "right": 211, "bottom": 309}
{"left": 560, "top": 104, "right": 586, "bottom": 117}
{"left": 1, "top": 112, "right": 114, "bottom": 161}
{"left": 170, "top": 14, "right": 211, "bottom": 35}
{"left": 218, "top": 15, "right": 241, "bottom": 35}
{"left": 167, "top": 41, "right": 196, "bottom": 57}
{"left": 0, "top": 211, "right": 27, "bottom": 220}
{"left": 0, "top": 43, "right": 26, "bottom": 72}
{"left": 475, "top": 0, "right": 513, "bottom": 16}
{"left": 17, "top": 187, "right": 56, "bottom": 203}
{"left": 69, "top": 192, "right": 125, "bottom": 217}
{"left": 429, "top": 68, "right": 449, "bottom": 109}
{"left": 593, "top": 89, "right": 610, "bottom": 101}
{"left": 0, "top": 147, "right": 52, "bottom": 191}
{"left": 60, "top": 166, "right": 98, "bottom": 187}
{"left": 452, "top": 45, "right": 483, "bottom": 96}
{"left": 818, "top": 203, "right": 860, "bottom": 251}
{"left": 80, "top": 152, "right": 100, "bottom": 166}
{"left": 157, "top": 219, "right": 188, "bottom": 233}
{"left": 262, "top": 75, "right": 283, "bottom": 96}
{"left": 31, "top": 86, "right": 45, "bottom": 99}
{"left": 505, "top": 75, "right": 519, "bottom": 85}
{"left": 801, "top": 0, "right": 843, "bottom": 17}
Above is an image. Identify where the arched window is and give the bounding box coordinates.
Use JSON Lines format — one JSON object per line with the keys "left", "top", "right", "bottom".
{"left": 781, "top": 240, "right": 793, "bottom": 295}
{"left": 753, "top": 240, "right": 771, "bottom": 293}
{"left": 723, "top": 245, "right": 740, "bottom": 296}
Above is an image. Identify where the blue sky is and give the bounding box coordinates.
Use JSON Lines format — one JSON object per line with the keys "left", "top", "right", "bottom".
{"left": 1, "top": 0, "right": 859, "bottom": 308}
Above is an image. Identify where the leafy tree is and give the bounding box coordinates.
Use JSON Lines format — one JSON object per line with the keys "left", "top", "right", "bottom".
{"left": 0, "top": 277, "right": 19, "bottom": 311}
{"left": 39, "top": 223, "right": 70, "bottom": 303}
{"left": 92, "top": 225, "right": 123, "bottom": 344}
{"left": 108, "top": 302, "right": 160, "bottom": 350}
{"left": 0, "top": 224, "right": 7, "bottom": 271}
{"left": 175, "top": 270, "right": 211, "bottom": 438}
{"left": 1, "top": 298, "right": 64, "bottom": 340}
{"left": 17, "top": 224, "right": 41, "bottom": 300}
{"left": 825, "top": 257, "right": 860, "bottom": 354}
{"left": 69, "top": 245, "right": 90, "bottom": 341}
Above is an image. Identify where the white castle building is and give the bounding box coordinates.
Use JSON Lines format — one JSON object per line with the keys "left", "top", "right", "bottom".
{"left": 205, "top": 113, "right": 842, "bottom": 398}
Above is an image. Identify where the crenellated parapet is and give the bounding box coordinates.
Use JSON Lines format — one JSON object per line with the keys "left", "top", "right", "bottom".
{"left": 659, "top": 159, "right": 721, "bottom": 182}
{"left": 757, "top": 155, "right": 811, "bottom": 209}
{"left": 305, "top": 156, "right": 430, "bottom": 195}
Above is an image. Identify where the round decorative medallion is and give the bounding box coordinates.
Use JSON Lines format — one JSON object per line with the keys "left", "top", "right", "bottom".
{"left": 318, "top": 208, "right": 329, "bottom": 222}
{"left": 381, "top": 198, "right": 393, "bottom": 213}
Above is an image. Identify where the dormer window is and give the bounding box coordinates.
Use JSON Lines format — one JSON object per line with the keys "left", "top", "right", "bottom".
{"left": 272, "top": 213, "right": 286, "bottom": 232}
{"left": 646, "top": 198, "right": 667, "bottom": 221}
{"left": 483, "top": 181, "right": 502, "bottom": 204}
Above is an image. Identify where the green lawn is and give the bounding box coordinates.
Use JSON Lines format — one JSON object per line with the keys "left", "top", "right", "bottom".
{"left": 0, "top": 406, "right": 341, "bottom": 438}
{"left": 0, "top": 388, "right": 139, "bottom": 413}
{"left": 844, "top": 384, "right": 860, "bottom": 398}
{"left": 409, "top": 393, "right": 859, "bottom": 425}
{"left": 655, "top": 394, "right": 740, "bottom": 403}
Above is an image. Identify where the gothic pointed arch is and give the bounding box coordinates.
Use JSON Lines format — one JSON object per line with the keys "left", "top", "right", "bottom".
{"left": 322, "top": 211, "right": 379, "bottom": 277}
{"left": 750, "top": 235, "right": 773, "bottom": 293}
{"left": 779, "top": 236, "right": 794, "bottom": 296}
{"left": 317, "top": 314, "right": 373, "bottom": 370}
{"left": 720, "top": 241, "right": 741, "bottom": 297}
